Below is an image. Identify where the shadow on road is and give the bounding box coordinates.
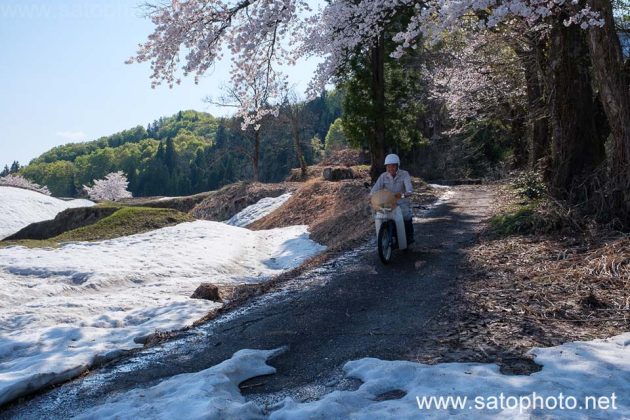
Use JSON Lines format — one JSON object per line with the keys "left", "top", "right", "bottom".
{"left": 3, "top": 186, "right": 499, "bottom": 418}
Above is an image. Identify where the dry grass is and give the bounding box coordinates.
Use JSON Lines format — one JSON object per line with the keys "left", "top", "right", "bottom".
{"left": 286, "top": 148, "right": 367, "bottom": 182}
{"left": 286, "top": 164, "right": 371, "bottom": 182}
{"left": 417, "top": 185, "right": 630, "bottom": 369}
{"left": 320, "top": 148, "right": 366, "bottom": 167}
{"left": 251, "top": 172, "right": 435, "bottom": 252}
{"left": 249, "top": 178, "right": 374, "bottom": 250}
{"left": 189, "top": 181, "right": 299, "bottom": 221}
{"left": 467, "top": 230, "right": 629, "bottom": 337}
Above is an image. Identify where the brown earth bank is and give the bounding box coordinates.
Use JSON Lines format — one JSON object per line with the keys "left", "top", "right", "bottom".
{"left": 410, "top": 184, "right": 629, "bottom": 372}
{"left": 189, "top": 181, "right": 298, "bottom": 221}
{"left": 249, "top": 175, "right": 435, "bottom": 251}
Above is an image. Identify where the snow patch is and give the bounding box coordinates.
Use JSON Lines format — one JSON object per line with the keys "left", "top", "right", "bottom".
{"left": 75, "top": 348, "right": 286, "bottom": 420}
{"left": 271, "top": 333, "right": 630, "bottom": 418}
{"left": 72, "top": 333, "right": 630, "bottom": 418}
{"left": 427, "top": 184, "right": 455, "bottom": 202}
{"left": 226, "top": 193, "right": 292, "bottom": 227}
{"left": 0, "top": 186, "right": 94, "bottom": 239}
{"left": 413, "top": 186, "right": 454, "bottom": 223}
{"left": 0, "top": 221, "right": 325, "bottom": 405}
{"left": 428, "top": 183, "right": 451, "bottom": 189}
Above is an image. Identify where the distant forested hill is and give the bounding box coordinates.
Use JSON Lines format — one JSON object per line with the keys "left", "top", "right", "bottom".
{"left": 21, "top": 92, "right": 342, "bottom": 197}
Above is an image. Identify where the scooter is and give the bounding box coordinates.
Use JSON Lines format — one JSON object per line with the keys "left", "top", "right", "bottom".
{"left": 371, "top": 189, "right": 408, "bottom": 265}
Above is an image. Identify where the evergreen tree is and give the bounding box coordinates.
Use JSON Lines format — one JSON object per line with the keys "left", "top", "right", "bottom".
{"left": 164, "top": 138, "right": 177, "bottom": 173}
{"left": 1, "top": 165, "right": 9, "bottom": 177}
{"left": 10, "top": 161, "right": 20, "bottom": 174}
{"left": 155, "top": 141, "right": 165, "bottom": 161}
{"left": 190, "top": 148, "right": 207, "bottom": 193}
{"left": 215, "top": 123, "right": 227, "bottom": 148}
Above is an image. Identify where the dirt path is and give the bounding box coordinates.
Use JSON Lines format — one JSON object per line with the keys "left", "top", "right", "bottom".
{"left": 3, "top": 185, "right": 497, "bottom": 418}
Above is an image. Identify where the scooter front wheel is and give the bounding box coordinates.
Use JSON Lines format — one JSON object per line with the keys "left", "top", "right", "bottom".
{"left": 377, "top": 221, "right": 393, "bottom": 264}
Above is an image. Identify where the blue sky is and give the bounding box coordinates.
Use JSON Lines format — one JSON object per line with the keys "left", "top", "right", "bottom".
{"left": 0, "top": 0, "right": 320, "bottom": 169}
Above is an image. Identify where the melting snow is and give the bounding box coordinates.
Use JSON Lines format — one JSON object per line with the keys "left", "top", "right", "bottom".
{"left": 0, "top": 221, "right": 325, "bottom": 405}
{"left": 0, "top": 186, "right": 94, "bottom": 239}
{"left": 74, "top": 333, "right": 630, "bottom": 419}
{"left": 75, "top": 348, "right": 286, "bottom": 420}
{"left": 226, "top": 193, "right": 292, "bottom": 227}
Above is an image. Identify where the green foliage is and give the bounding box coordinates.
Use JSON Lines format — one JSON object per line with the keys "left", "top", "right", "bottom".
{"left": 383, "top": 58, "right": 427, "bottom": 151}
{"left": 33, "top": 126, "right": 149, "bottom": 164}
{"left": 148, "top": 110, "right": 218, "bottom": 140}
{"left": 0, "top": 207, "right": 193, "bottom": 248}
{"left": 453, "top": 118, "right": 515, "bottom": 177}
{"left": 20, "top": 160, "right": 76, "bottom": 196}
{"left": 512, "top": 171, "right": 546, "bottom": 199}
{"left": 310, "top": 135, "right": 325, "bottom": 163}
{"left": 305, "top": 89, "right": 343, "bottom": 142}
{"left": 324, "top": 118, "right": 349, "bottom": 153}
{"left": 19, "top": 93, "right": 341, "bottom": 197}
{"left": 490, "top": 202, "right": 539, "bottom": 235}
{"left": 490, "top": 196, "right": 584, "bottom": 236}
{"left": 54, "top": 207, "right": 193, "bottom": 242}
{"left": 340, "top": 37, "right": 426, "bottom": 154}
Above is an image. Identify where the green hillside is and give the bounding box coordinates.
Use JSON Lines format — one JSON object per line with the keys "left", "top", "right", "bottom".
{"left": 19, "top": 93, "right": 342, "bottom": 197}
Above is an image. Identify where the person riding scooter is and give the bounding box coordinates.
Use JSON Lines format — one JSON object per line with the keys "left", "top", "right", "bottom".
{"left": 370, "top": 154, "right": 415, "bottom": 245}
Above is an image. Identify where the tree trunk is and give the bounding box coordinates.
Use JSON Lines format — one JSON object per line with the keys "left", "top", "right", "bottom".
{"left": 547, "top": 22, "right": 605, "bottom": 195}
{"left": 294, "top": 134, "right": 307, "bottom": 178}
{"left": 517, "top": 38, "right": 550, "bottom": 167}
{"left": 369, "top": 34, "right": 386, "bottom": 182}
{"left": 253, "top": 130, "right": 260, "bottom": 182}
{"left": 510, "top": 112, "right": 529, "bottom": 169}
{"left": 290, "top": 116, "right": 307, "bottom": 178}
{"left": 586, "top": 0, "right": 630, "bottom": 220}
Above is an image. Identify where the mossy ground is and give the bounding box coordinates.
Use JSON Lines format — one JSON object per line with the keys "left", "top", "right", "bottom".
{"left": 489, "top": 201, "right": 540, "bottom": 235}
{"left": 1, "top": 207, "right": 193, "bottom": 248}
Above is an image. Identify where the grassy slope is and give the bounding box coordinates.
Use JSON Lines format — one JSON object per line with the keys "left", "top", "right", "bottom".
{"left": 1, "top": 207, "right": 193, "bottom": 248}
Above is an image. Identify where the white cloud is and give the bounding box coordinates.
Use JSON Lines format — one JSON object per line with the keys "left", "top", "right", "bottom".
{"left": 55, "top": 131, "right": 86, "bottom": 142}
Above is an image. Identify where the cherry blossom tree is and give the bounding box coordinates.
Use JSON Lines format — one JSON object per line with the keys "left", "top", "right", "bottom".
{"left": 128, "top": 0, "right": 309, "bottom": 121}
{"left": 428, "top": 31, "right": 527, "bottom": 131}
{"left": 279, "top": 89, "right": 309, "bottom": 178}
{"left": 206, "top": 64, "right": 284, "bottom": 181}
{"left": 132, "top": 0, "right": 628, "bottom": 217}
{"left": 0, "top": 174, "right": 51, "bottom": 196}
{"left": 83, "top": 171, "right": 133, "bottom": 201}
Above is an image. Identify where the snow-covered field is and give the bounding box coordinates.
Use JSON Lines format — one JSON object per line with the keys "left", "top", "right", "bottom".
{"left": 0, "top": 220, "right": 325, "bottom": 405}
{"left": 0, "top": 186, "right": 94, "bottom": 239}
{"left": 78, "top": 333, "right": 630, "bottom": 419}
{"left": 226, "top": 193, "right": 292, "bottom": 227}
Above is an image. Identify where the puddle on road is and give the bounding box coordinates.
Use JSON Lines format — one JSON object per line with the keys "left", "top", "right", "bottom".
{"left": 245, "top": 368, "right": 363, "bottom": 413}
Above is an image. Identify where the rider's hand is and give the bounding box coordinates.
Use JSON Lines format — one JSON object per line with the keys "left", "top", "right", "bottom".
{"left": 395, "top": 192, "right": 402, "bottom": 199}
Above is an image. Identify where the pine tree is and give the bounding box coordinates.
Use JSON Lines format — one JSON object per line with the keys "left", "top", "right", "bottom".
{"left": 0, "top": 165, "right": 9, "bottom": 177}
{"left": 155, "top": 141, "right": 165, "bottom": 161}
{"left": 10, "top": 161, "right": 20, "bottom": 174}
{"left": 190, "top": 148, "right": 207, "bottom": 193}
{"left": 215, "top": 123, "right": 227, "bottom": 148}
{"left": 164, "top": 138, "right": 177, "bottom": 173}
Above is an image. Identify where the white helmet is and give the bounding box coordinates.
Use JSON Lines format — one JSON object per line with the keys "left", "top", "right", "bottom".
{"left": 384, "top": 154, "right": 400, "bottom": 165}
